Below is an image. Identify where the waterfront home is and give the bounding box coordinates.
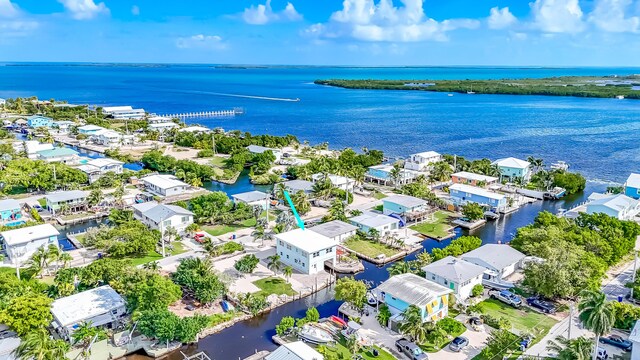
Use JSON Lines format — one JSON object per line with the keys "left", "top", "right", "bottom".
{"left": 349, "top": 211, "right": 399, "bottom": 234}
{"left": 247, "top": 144, "right": 282, "bottom": 162}
{"left": 132, "top": 201, "right": 194, "bottom": 234}
{"left": 282, "top": 179, "right": 314, "bottom": 195}
{"left": 12, "top": 140, "right": 53, "bottom": 159}
{"left": 449, "top": 183, "right": 507, "bottom": 212}
{"left": 45, "top": 190, "right": 89, "bottom": 215}
{"left": 311, "top": 173, "right": 353, "bottom": 191}
{"left": 148, "top": 122, "right": 178, "bottom": 132}
{"left": 231, "top": 190, "right": 270, "bottom": 210}
{"left": 383, "top": 194, "right": 428, "bottom": 217}
{"left": 625, "top": 173, "right": 640, "bottom": 200}
{"left": 461, "top": 244, "right": 526, "bottom": 280}
{"left": 309, "top": 220, "right": 358, "bottom": 243}
{"left": 585, "top": 193, "right": 640, "bottom": 220}
{"left": 451, "top": 171, "right": 499, "bottom": 187}
{"left": 0, "top": 224, "right": 60, "bottom": 264}
{"left": 275, "top": 228, "right": 336, "bottom": 275}
{"left": 77, "top": 158, "right": 124, "bottom": 183}
{"left": 147, "top": 115, "right": 173, "bottom": 124}
{"left": 91, "top": 129, "right": 125, "bottom": 146}
{"left": 141, "top": 174, "right": 190, "bottom": 197}
{"left": 77, "top": 124, "right": 106, "bottom": 135}
{"left": 102, "top": 105, "right": 145, "bottom": 120}
{"left": 52, "top": 121, "right": 76, "bottom": 132}
{"left": 0, "top": 199, "right": 22, "bottom": 223}
{"left": 422, "top": 256, "right": 486, "bottom": 301}
{"left": 365, "top": 164, "right": 419, "bottom": 186}
{"left": 50, "top": 285, "right": 127, "bottom": 341}
{"left": 265, "top": 341, "right": 324, "bottom": 360}
{"left": 404, "top": 151, "right": 442, "bottom": 171}
{"left": 491, "top": 157, "right": 531, "bottom": 183}
{"left": 36, "top": 147, "right": 80, "bottom": 164}
{"left": 179, "top": 126, "right": 211, "bottom": 133}
{"left": 27, "top": 115, "right": 53, "bottom": 128}
{"left": 376, "top": 273, "right": 452, "bottom": 324}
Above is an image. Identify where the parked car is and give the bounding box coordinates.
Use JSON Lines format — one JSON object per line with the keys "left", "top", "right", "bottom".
{"left": 489, "top": 289, "right": 522, "bottom": 308}
{"left": 449, "top": 336, "right": 469, "bottom": 352}
{"left": 599, "top": 335, "right": 632, "bottom": 351}
{"left": 395, "top": 338, "right": 428, "bottom": 360}
{"left": 526, "top": 297, "right": 557, "bottom": 314}
{"left": 595, "top": 347, "right": 609, "bottom": 360}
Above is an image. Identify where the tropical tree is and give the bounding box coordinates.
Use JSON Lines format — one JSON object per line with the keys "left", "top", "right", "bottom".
{"left": 414, "top": 251, "right": 433, "bottom": 267}
{"left": 389, "top": 162, "right": 402, "bottom": 188}
{"left": 399, "top": 305, "right": 432, "bottom": 344}
{"left": 429, "top": 161, "right": 453, "bottom": 183}
{"left": 28, "top": 247, "right": 49, "bottom": 278}
{"left": 251, "top": 226, "right": 269, "bottom": 247}
{"left": 266, "top": 254, "right": 282, "bottom": 274}
{"left": 12, "top": 329, "right": 70, "bottom": 360}
{"left": 376, "top": 304, "right": 392, "bottom": 327}
{"left": 367, "top": 228, "right": 380, "bottom": 242}
{"left": 345, "top": 334, "right": 361, "bottom": 355}
{"left": 143, "top": 261, "right": 160, "bottom": 272}
{"left": 87, "top": 189, "right": 103, "bottom": 207}
{"left": 46, "top": 244, "right": 61, "bottom": 272}
{"left": 161, "top": 226, "right": 179, "bottom": 257}
{"left": 72, "top": 321, "right": 105, "bottom": 359}
{"left": 546, "top": 335, "right": 592, "bottom": 360}
{"left": 251, "top": 205, "right": 262, "bottom": 223}
{"left": 282, "top": 265, "right": 293, "bottom": 281}
{"left": 388, "top": 261, "right": 415, "bottom": 276}
{"left": 291, "top": 190, "right": 311, "bottom": 215}
{"left": 578, "top": 290, "right": 615, "bottom": 360}
{"left": 462, "top": 202, "right": 485, "bottom": 221}
{"left": 334, "top": 277, "right": 368, "bottom": 310}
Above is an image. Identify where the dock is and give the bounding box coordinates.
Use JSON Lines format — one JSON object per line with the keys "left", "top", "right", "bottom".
{"left": 161, "top": 108, "right": 243, "bottom": 119}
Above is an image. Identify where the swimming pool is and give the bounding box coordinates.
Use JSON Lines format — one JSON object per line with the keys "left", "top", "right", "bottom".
{"left": 4, "top": 220, "right": 26, "bottom": 227}
{"left": 58, "top": 238, "right": 77, "bottom": 251}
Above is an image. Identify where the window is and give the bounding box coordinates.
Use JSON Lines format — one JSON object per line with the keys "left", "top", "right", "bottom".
{"left": 279, "top": 241, "right": 284, "bottom": 246}
{"left": 431, "top": 275, "right": 436, "bottom": 280}
{"left": 280, "top": 252, "right": 283, "bottom": 256}
{"left": 444, "top": 280, "right": 448, "bottom": 285}
{"left": 181, "top": 216, "right": 189, "bottom": 222}
{"left": 325, "top": 248, "right": 331, "bottom": 254}
{"left": 286, "top": 255, "right": 289, "bottom": 259}
{"left": 286, "top": 245, "right": 291, "bottom": 250}
{"left": 111, "top": 309, "right": 118, "bottom": 315}
{"left": 163, "top": 220, "right": 171, "bottom": 227}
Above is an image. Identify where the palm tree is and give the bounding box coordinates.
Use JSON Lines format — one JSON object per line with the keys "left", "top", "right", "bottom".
{"left": 251, "top": 226, "right": 269, "bottom": 247}
{"left": 546, "top": 335, "right": 592, "bottom": 360}
{"left": 399, "top": 305, "right": 432, "bottom": 344}
{"left": 367, "top": 228, "right": 380, "bottom": 242}
{"left": 251, "top": 205, "right": 263, "bottom": 223}
{"left": 345, "top": 334, "right": 361, "bottom": 356}
{"left": 187, "top": 175, "right": 203, "bottom": 187}
{"left": 28, "top": 247, "right": 49, "bottom": 278}
{"left": 13, "top": 329, "right": 70, "bottom": 360}
{"left": 389, "top": 163, "right": 402, "bottom": 188}
{"left": 46, "top": 244, "right": 61, "bottom": 273}
{"left": 87, "top": 189, "right": 103, "bottom": 207}
{"left": 276, "top": 211, "right": 295, "bottom": 232}
{"left": 143, "top": 261, "right": 160, "bottom": 272}
{"left": 175, "top": 169, "right": 186, "bottom": 180}
{"left": 283, "top": 265, "right": 293, "bottom": 281}
{"left": 59, "top": 252, "right": 73, "bottom": 269}
{"left": 57, "top": 203, "right": 70, "bottom": 216}
{"left": 72, "top": 321, "right": 105, "bottom": 359}
{"left": 161, "top": 226, "right": 179, "bottom": 257}
{"left": 291, "top": 190, "right": 311, "bottom": 216}
{"left": 429, "top": 161, "right": 453, "bottom": 183}
{"left": 387, "top": 261, "right": 414, "bottom": 276}
{"left": 415, "top": 251, "right": 433, "bottom": 267}
{"left": 578, "top": 290, "right": 615, "bottom": 360}
{"left": 267, "top": 254, "right": 281, "bottom": 274}
{"left": 112, "top": 187, "right": 125, "bottom": 208}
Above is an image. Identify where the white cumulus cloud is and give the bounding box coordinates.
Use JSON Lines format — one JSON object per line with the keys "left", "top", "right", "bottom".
{"left": 306, "top": 0, "right": 479, "bottom": 42}
{"left": 588, "top": 0, "right": 640, "bottom": 32}
{"left": 530, "top": 0, "right": 585, "bottom": 33}
{"left": 242, "top": 0, "right": 303, "bottom": 25}
{"left": 58, "top": 0, "right": 109, "bottom": 20}
{"left": 176, "top": 34, "right": 227, "bottom": 50}
{"left": 488, "top": 7, "right": 517, "bottom": 29}
{"left": 0, "top": 0, "right": 19, "bottom": 18}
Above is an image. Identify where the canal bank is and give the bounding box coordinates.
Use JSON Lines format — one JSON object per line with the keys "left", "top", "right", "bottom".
{"left": 134, "top": 183, "right": 605, "bottom": 360}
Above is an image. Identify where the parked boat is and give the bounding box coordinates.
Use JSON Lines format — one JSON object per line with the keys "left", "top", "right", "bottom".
{"left": 484, "top": 211, "right": 499, "bottom": 220}
{"left": 299, "top": 324, "right": 334, "bottom": 344}
{"left": 366, "top": 291, "right": 378, "bottom": 306}
{"left": 221, "top": 300, "right": 235, "bottom": 312}
{"left": 544, "top": 187, "right": 567, "bottom": 199}
{"left": 328, "top": 315, "right": 348, "bottom": 329}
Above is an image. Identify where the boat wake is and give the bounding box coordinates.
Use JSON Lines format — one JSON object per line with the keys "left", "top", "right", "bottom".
{"left": 180, "top": 89, "right": 300, "bottom": 102}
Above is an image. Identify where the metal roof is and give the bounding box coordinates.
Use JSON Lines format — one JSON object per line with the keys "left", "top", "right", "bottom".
{"left": 452, "top": 171, "right": 498, "bottom": 183}
{"left": 87, "top": 158, "right": 124, "bottom": 167}
{"left": 449, "top": 183, "right": 506, "bottom": 201}
{"left": 0, "top": 199, "right": 20, "bottom": 212}
{"left": 383, "top": 194, "right": 427, "bottom": 209}
{"left": 627, "top": 173, "right": 640, "bottom": 189}
{"left": 51, "top": 285, "right": 126, "bottom": 327}
{"left": 422, "top": 256, "right": 487, "bottom": 283}
{"left": 275, "top": 228, "right": 336, "bottom": 253}
{"left": 45, "top": 190, "right": 89, "bottom": 203}
{"left": 309, "top": 220, "right": 357, "bottom": 239}
{"left": 37, "top": 147, "right": 79, "bottom": 158}
{"left": 588, "top": 194, "right": 639, "bottom": 213}
{"left": 247, "top": 145, "right": 279, "bottom": 154}
{"left": 265, "top": 341, "right": 323, "bottom": 360}
{"left": 491, "top": 157, "right": 530, "bottom": 169}
{"left": 142, "top": 174, "right": 188, "bottom": 190}
{"left": 377, "top": 273, "right": 452, "bottom": 307}
{"left": 284, "top": 179, "right": 314, "bottom": 193}
{"left": 132, "top": 202, "right": 193, "bottom": 223}
{"left": 232, "top": 190, "right": 270, "bottom": 203}
{"left": 461, "top": 244, "right": 526, "bottom": 273}
{"left": 0, "top": 224, "right": 60, "bottom": 246}
{"left": 350, "top": 211, "right": 399, "bottom": 229}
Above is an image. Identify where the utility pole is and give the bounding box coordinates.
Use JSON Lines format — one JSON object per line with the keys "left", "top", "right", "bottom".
{"left": 632, "top": 248, "right": 638, "bottom": 299}
{"left": 212, "top": 133, "right": 216, "bottom": 155}
{"left": 568, "top": 302, "right": 574, "bottom": 340}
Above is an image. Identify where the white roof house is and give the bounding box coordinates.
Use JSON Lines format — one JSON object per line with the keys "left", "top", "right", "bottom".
{"left": 232, "top": 190, "right": 270, "bottom": 204}
{"left": 132, "top": 201, "right": 194, "bottom": 234}
{"left": 102, "top": 106, "right": 134, "bottom": 113}
{"left": 0, "top": 223, "right": 59, "bottom": 247}
{"left": 491, "top": 157, "right": 530, "bottom": 169}
{"left": 102, "top": 106, "right": 145, "bottom": 120}
{"left": 423, "top": 256, "right": 487, "bottom": 285}
{"left": 283, "top": 179, "right": 315, "bottom": 194}
{"left": 449, "top": 183, "right": 506, "bottom": 201}
{"left": 452, "top": 171, "right": 499, "bottom": 184}
{"left": 265, "top": 341, "right": 324, "bottom": 360}
{"left": 405, "top": 151, "right": 442, "bottom": 171}
{"left": 586, "top": 193, "right": 640, "bottom": 220}
{"left": 247, "top": 145, "right": 280, "bottom": 154}
{"left": 141, "top": 174, "right": 191, "bottom": 197}
{"left": 461, "top": 244, "right": 526, "bottom": 278}
{"left": 0, "top": 199, "right": 21, "bottom": 213}
{"left": 311, "top": 174, "right": 353, "bottom": 190}
{"left": 179, "top": 126, "right": 211, "bottom": 133}
{"left": 77, "top": 124, "right": 105, "bottom": 133}
{"left": 377, "top": 274, "right": 452, "bottom": 307}
{"left": 147, "top": 115, "right": 173, "bottom": 124}
{"left": 51, "top": 285, "right": 126, "bottom": 328}
{"left": 148, "top": 122, "right": 178, "bottom": 131}
{"left": 350, "top": 211, "right": 400, "bottom": 233}
{"left": 309, "top": 220, "right": 358, "bottom": 242}
{"left": 275, "top": 228, "right": 337, "bottom": 274}
{"left": 45, "top": 190, "right": 89, "bottom": 205}
{"left": 87, "top": 158, "right": 124, "bottom": 169}
{"left": 383, "top": 194, "right": 428, "bottom": 210}
{"left": 626, "top": 173, "right": 640, "bottom": 189}
{"left": 275, "top": 228, "right": 336, "bottom": 253}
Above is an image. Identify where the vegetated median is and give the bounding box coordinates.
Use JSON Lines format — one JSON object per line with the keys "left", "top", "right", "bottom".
{"left": 315, "top": 76, "right": 640, "bottom": 99}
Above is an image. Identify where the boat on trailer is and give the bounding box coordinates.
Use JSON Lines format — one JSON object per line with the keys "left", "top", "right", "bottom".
{"left": 299, "top": 324, "right": 334, "bottom": 344}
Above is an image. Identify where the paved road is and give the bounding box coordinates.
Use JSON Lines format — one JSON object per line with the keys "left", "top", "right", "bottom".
{"left": 603, "top": 258, "right": 637, "bottom": 301}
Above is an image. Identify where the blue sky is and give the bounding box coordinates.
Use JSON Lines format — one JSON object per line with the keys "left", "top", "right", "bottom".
{"left": 1, "top": 0, "right": 640, "bottom": 65}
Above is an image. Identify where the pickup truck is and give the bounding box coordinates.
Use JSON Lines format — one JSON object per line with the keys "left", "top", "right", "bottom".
{"left": 395, "top": 338, "right": 428, "bottom": 360}
{"left": 489, "top": 289, "right": 523, "bottom": 308}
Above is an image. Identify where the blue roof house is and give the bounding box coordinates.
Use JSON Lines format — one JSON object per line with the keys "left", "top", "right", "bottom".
{"left": 0, "top": 199, "right": 22, "bottom": 222}
{"left": 625, "top": 173, "right": 640, "bottom": 200}
{"left": 449, "top": 183, "right": 507, "bottom": 212}
{"left": 382, "top": 194, "right": 428, "bottom": 216}
{"left": 27, "top": 115, "right": 53, "bottom": 128}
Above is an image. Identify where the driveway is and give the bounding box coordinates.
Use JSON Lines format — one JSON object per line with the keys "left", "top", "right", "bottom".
{"left": 428, "top": 324, "right": 491, "bottom": 360}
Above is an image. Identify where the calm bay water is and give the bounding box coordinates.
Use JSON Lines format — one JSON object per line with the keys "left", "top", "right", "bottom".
{"left": 0, "top": 64, "right": 635, "bottom": 359}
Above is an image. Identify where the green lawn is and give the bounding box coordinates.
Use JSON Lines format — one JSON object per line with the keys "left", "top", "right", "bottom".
{"left": 203, "top": 212, "right": 276, "bottom": 236}
{"left": 373, "top": 191, "right": 387, "bottom": 200}
{"left": 410, "top": 211, "right": 456, "bottom": 239}
{"left": 209, "top": 156, "right": 227, "bottom": 167}
{"left": 373, "top": 204, "right": 384, "bottom": 212}
{"left": 343, "top": 237, "right": 401, "bottom": 258}
{"left": 37, "top": 198, "right": 46, "bottom": 207}
{"left": 253, "top": 277, "right": 296, "bottom": 297}
{"left": 475, "top": 299, "right": 557, "bottom": 335}
{"left": 128, "top": 242, "right": 187, "bottom": 266}
{"left": 318, "top": 336, "right": 396, "bottom": 360}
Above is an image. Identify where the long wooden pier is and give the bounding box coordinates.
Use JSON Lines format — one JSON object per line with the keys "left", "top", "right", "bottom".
{"left": 161, "top": 108, "right": 244, "bottom": 119}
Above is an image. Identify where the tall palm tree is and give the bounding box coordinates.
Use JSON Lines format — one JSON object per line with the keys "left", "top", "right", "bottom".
{"left": 13, "top": 329, "right": 70, "bottom": 360}
{"left": 28, "top": 247, "right": 49, "bottom": 278}
{"left": 283, "top": 265, "right": 293, "bottom": 282}
{"left": 267, "top": 254, "right": 281, "bottom": 274}
{"left": 72, "top": 321, "right": 105, "bottom": 359}
{"left": 389, "top": 163, "right": 402, "bottom": 188}
{"left": 546, "top": 335, "right": 592, "bottom": 360}
{"left": 143, "top": 261, "right": 160, "bottom": 272}
{"left": 87, "top": 189, "right": 103, "bottom": 207}
{"left": 399, "top": 305, "right": 432, "bottom": 344}
{"left": 251, "top": 226, "right": 269, "bottom": 247}
{"left": 367, "top": 228, "right": 380, "bottom": 242}
{"left": 578, "top": 290, "right": 615, "bottom": 360}
{"left": 161, "top": 226, "right": 179, "bottom": 257}
{"left": 59, "top": 252, "right": 73, "bottom": 269}
{"left": 46, "top": 244, "right": 61, "bottom": 273}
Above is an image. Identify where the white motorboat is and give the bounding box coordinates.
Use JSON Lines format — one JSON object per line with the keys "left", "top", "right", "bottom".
{"left": 299, "top": 324, "right": 334, "bottom": 344}
{"left": 366, "top": 291, "right": 378, "bottom": 306}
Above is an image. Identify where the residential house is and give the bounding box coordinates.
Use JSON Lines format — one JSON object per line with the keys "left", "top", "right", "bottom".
{"left": 461, "top": 244, "right": 526, "bottom": 280}
{"left": 282, "top": 179, "right": 314, "bottom": 195}
{"left": 404, "top": 151, "right": 442, "bottom": 171}
{"left": 0, "top": 224, "right": 60, "bottom": 264}
{"left": 52, "top": 121, "right": 76, "bottom": 132}
{"left": 0, "top": 199, "right": 22, "bottom": 223}
{"left": 625, "top": 173, "right": 640, "bottom": 200}
{"left": 27, "top": 115, "right": 53, "bottom": 128}
{"left": 451, "top": 171, "right": 499, "bottom": 187}
{"left": 585, "top": 193, "right": 640, "bottom": 220}
{"left": 309, "top": 220, "right": 358, "bottom": 243}
{"left": 311, "top": 173, "right": 353, "bottom": 191}
{"left": 102, "top": 106, "right": 145, "bottom": 120}
{"left": 77, "top": 124, "right": 106, "bottom": 135}
{"left": 275, "top": 228, "right": 336, "bottom": 275}
{"left": 77, "top": 158, "right": 124, "bottom": 183}
{"left": 179, "top": 126, "right": 211, "bottom": 133}
{"left": 231, "top": 190, "right": 271, "bottom": 210}
{"left": 491, "top": 157, "right": 531, "bottom": 183}
{"left": 422, "top": 256, "right": 486, "bottom": 301}
{"left": 36, "top": 147, "right": 80, "bottom": 164}
{"left": 148, "top": 122, "right": 178, "bottom": 132}
{"left": 382, "top": 194, "right": 428, "bottom": 217}
{"left": 132, "top": 201, "right": 194, "bottom": 234}
{"left": 45, "top": 190, "right": 89, "bottom": 215}
{"left": 449, "top": 183, "right": 507, "bottom": 212}
{"left": 366, "top": 164, "right": 419, "bottom": 186}
{"left": 12, "top": 140, "right": 54, "bottom": 159}
{"left": 141, "top": 174, "right": 190, "bottom": 197}
{"left": 92, "top": 129, "right": 124, "bottom": 146}
{"left": 350, "top": 211, "right": 400, "bottom": 234}
{"left": 629, "top": 320, "right": 640, "bottom": 360}
{"left": 376, "top": 273, "right": 452, "bottom": 324}
{"left": 147, "top": 116, "right": 173, "bottom": 124}
{"left": 247, "top": 145, "right": 282, "bottom": 162}
{"left": 50, "top": 285, "right": 127, "bottom": 341}
{"left": 265, "top": 341, "right": 324, "bottom": 360}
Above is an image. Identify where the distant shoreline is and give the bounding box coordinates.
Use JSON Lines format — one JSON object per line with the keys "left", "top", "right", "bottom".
{"left": 315, "top": 76, "right": 640, "bottom": 99}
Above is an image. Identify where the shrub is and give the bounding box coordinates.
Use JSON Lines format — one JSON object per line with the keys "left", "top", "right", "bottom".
{"left": 234, "top": 254, "right": 259, "bottom": 273}
{"left": 481, "top": 314, "right": 511, "bottom": 330}
{"left": 275, "top": 316, "right": 295, "bottom": 336}
{"left": 436, "top": 317, "right": 466, "bottom": 335}
{"left": 471, "top": 284, "right": 484, "bottom": 297}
